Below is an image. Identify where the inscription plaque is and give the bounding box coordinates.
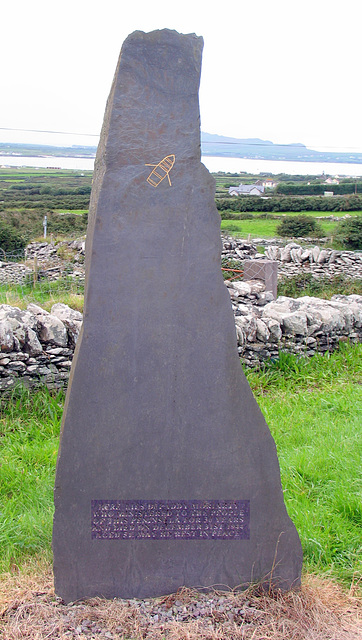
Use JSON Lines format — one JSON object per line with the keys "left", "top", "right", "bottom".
{"left": 91, "top": 499, "right": 250, "bottom": 540}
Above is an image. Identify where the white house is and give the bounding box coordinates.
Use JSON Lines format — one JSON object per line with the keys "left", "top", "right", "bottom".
{"left": 255, "top": 179, "right": 278, "bottom": 189}
{"left": 228, "top": 183, "right": 265, "bottom": 196}
{"left": 324, "top": 177, "right": 340, "bottom": 185}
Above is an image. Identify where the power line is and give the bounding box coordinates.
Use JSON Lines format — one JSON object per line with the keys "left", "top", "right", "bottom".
{"left": 1, "top": 126, "right": 362, "bottom": 152}
{"left": 0, "top": 127, "right": 99, "bottom": 137}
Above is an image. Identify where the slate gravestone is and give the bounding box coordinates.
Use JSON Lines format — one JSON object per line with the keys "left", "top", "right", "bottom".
{"left": 53, "top": 29, "right": 302, "bottom": 603}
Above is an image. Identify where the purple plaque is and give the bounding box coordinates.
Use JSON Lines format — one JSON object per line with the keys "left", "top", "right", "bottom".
{"left": 91, "top": 499, "right": 250, "bottom": 540}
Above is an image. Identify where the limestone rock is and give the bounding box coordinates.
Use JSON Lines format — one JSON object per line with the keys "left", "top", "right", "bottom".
{"left": 317, "top": 249, "right": 328, "bottom": 264}
{"left": 235, "top": 315, "right": 257, "bottom": 343}
{"left": 51, "top": 303, "right": 83, "bottom": 344}
{"left": 232, "top": 281, "right": 252, "bottom": 296}
{"left": 280, "top": 247, "right": 292, "bottom": 262}
{"left": 38, "top": 314, "right": 68, "bottom": 347}
{"left": 25, "top": 327, "right": 43, "bottom": 356}
{"left": 282, "top": 312, "right": 308, "bottom": 336}
{"left": 256, "top": 318, "right": 270, "bottom": 343}
{"left": 27, "top": 303, "right": 47, "bottom": 317}
{"left": 301, "top": 249, "right": 311, "bottom": 262}
{"left": 263, "top": 317, "right": 283, "bottom": 342}
{"left": 0, "top": 320, "right": 14, "bottom": 352}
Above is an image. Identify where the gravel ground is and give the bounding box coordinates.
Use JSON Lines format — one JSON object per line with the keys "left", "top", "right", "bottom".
{"left": 1, "top": 564, "right": 361, "bottom": 640}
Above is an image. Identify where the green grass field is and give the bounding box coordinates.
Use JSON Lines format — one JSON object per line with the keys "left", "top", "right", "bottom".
{"left": 0, "top": 344, "right": 361, "bottom": 590}
{"left": 221, "top": 218, "right": 338, "bottom": 239}
{"left": 54, "top": 209, "right": 88, "bottom": 215}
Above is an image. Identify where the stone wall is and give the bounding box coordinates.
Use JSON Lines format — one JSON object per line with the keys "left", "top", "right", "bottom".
{"left": 0, "top": 289, "right": 361, "bottom": 391}
{"left": 0, "top": 303, "right": 81, "bottom": 391}
{"left": 1, "top": 235, "right": 360, "bottom": 287}
{"left": 222, "top": 235, "right": 362, "bottom": 281}
{"left": 227, "top": 281, "right": 362, "bottom": 367}
{"left": 0, "top": 239, "right": 85, "bottom": 285}
{"left": 0, "top": 236, "right": 360, "bottom": 391}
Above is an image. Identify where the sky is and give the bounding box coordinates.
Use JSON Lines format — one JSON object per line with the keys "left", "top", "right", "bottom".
{"left": 1, "top": 0, "right": 362, "bottom": 152}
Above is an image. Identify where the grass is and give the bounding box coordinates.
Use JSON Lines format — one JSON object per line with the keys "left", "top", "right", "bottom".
{"left": 277, "top": 273, "right": 362, "bottom": 298}
{"left": 0, "top": 344, "right": 361, "bottom": 593}
{"left": 0, "top": 387, "right": 65, "bottom": 571}
{"left": 284, "top": 210, "right": 362, "bottom": 218}
{"left": 246, "top": 345, "right": 362, "bottom": 588}
{"left": 220, "top": 218, "right": 337, "bottom": 238}
{"left": 54, "top": 209, "right": 88, "bottom": 215}
{"left": 0, "top": 278, "right": 84, "bottom": 312}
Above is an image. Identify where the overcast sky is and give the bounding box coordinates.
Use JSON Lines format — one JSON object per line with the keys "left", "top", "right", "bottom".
{"left": 1, "top": 0, "right": 361, "bottom": 152}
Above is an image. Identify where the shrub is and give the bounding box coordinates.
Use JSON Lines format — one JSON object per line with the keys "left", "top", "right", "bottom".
{"left": 215, "top": 195, "right": 362, "bottom": 213}
{"left": 0, "top": 222, "right": 26, "bottom": 253}
{"left": 335, "top": 217, "right": 362, "bottom": 250}
{"left": 47, "top": 213, "right": 88, "bottom": 236}
{"left": 276, "top": 215, "right": 324, "bottom": 238}
{"left": 219, "top": 211, "right": 253, "bottom": 220}
{"left": 275, "top": 182, "right": 362, "bottom": 196}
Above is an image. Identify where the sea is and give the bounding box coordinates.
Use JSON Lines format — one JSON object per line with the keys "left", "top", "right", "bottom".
{"left": 1, "top": 154, "right": 362, "bottom": 177}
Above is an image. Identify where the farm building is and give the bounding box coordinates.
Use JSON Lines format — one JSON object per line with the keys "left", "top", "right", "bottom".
{"left": 228, "top": 183, "right": 265, "bottom": 196}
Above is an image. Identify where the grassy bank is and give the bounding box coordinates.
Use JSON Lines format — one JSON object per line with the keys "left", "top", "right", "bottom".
{"left": 0, "top": 344, "right": 361, "bottom": 591}
{"left": 0, "top": 278, "right": 84, "bottom": 312}
{"left": 220, "top": 217, "right": 337, "bottom": 238}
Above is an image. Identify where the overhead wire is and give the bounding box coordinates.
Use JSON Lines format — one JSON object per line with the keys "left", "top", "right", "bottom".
{"left": 1, "top": 127, "right": 361, "bottom": 152}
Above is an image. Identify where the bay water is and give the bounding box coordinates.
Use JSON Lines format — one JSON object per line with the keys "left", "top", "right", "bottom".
{"left": 1, "top": 154, "right": 362, "bottom": 177}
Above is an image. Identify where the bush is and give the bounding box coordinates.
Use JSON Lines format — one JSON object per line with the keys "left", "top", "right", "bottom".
{"left": 335, "top": 217, "right": 362, "bottom": 250}
{"left": 276, "top": 215, "right": 324, "bottom": 238}
{"left": 275, "top": 182, "right": 362, "bottom": 196}
{"left": 0, "top": 222, "right": 26, "bottom": 253}
{"left": 219, "top": 211, "right": 254, "bottom": 220}
{"left": 215, "top": 195, "right": 362, "bottom": 213}
{"left": 47, "top": 213, "right": 87, "bottom": 236}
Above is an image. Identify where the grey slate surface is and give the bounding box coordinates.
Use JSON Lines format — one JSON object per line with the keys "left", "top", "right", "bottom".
{"left": 53, "top": 29, "right": 302, "bottom": 603}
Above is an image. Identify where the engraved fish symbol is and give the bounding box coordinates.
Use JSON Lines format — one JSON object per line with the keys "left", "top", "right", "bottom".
{"left": 145, "top": 154, "right": 175, "bottom": 187}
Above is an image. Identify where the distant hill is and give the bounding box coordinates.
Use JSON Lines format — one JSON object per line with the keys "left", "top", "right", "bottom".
{"left": 1, "top": 136, "right": 362, "bottom": 165}
{"left": 200, "top": 133, "right": 362, "bottom": 164}
{"left": 0, "top": 142, "right": 97, "bottom": 158}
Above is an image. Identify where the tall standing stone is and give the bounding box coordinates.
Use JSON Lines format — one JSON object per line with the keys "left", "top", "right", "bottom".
{"left": 53, "top": 29, "right": 302, "bottom": 603}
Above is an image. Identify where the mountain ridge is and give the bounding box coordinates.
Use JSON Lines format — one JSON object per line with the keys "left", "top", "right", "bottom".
{"left": 1, "top": 135, "right": 362, "bottom": 164}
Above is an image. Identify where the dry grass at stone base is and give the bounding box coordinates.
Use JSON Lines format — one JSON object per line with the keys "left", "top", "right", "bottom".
{"left": 0, "top": 561, "right": 361, "bottom": 640}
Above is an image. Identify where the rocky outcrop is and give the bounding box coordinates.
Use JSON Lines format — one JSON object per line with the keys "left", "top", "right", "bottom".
{"left": 0, "top": 291, "right": 361, "bottom": 390}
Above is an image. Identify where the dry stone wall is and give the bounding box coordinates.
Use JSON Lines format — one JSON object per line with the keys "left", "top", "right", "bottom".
{"left": 0, "top": 303, "right": 81, "bottom": 391}
{"left": 1, "top": 236, "right": 360, "bottom": 287}
{"left": 0, "top": 239, "right": 86, "bottom": 286}
{"left": 0, "top": 236, "right": 360, "bottom": 390}
{"left": 265, "top": 242, "right": 362, "bottom": 280}
{"left": 222, "top": 235, "right": 362, "bottom": 281}
{"left": 0, "top": 289, "right": 361, "bottom": 390}
{"left": 227, "top": 281, "right": 362, "bottom": 366}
